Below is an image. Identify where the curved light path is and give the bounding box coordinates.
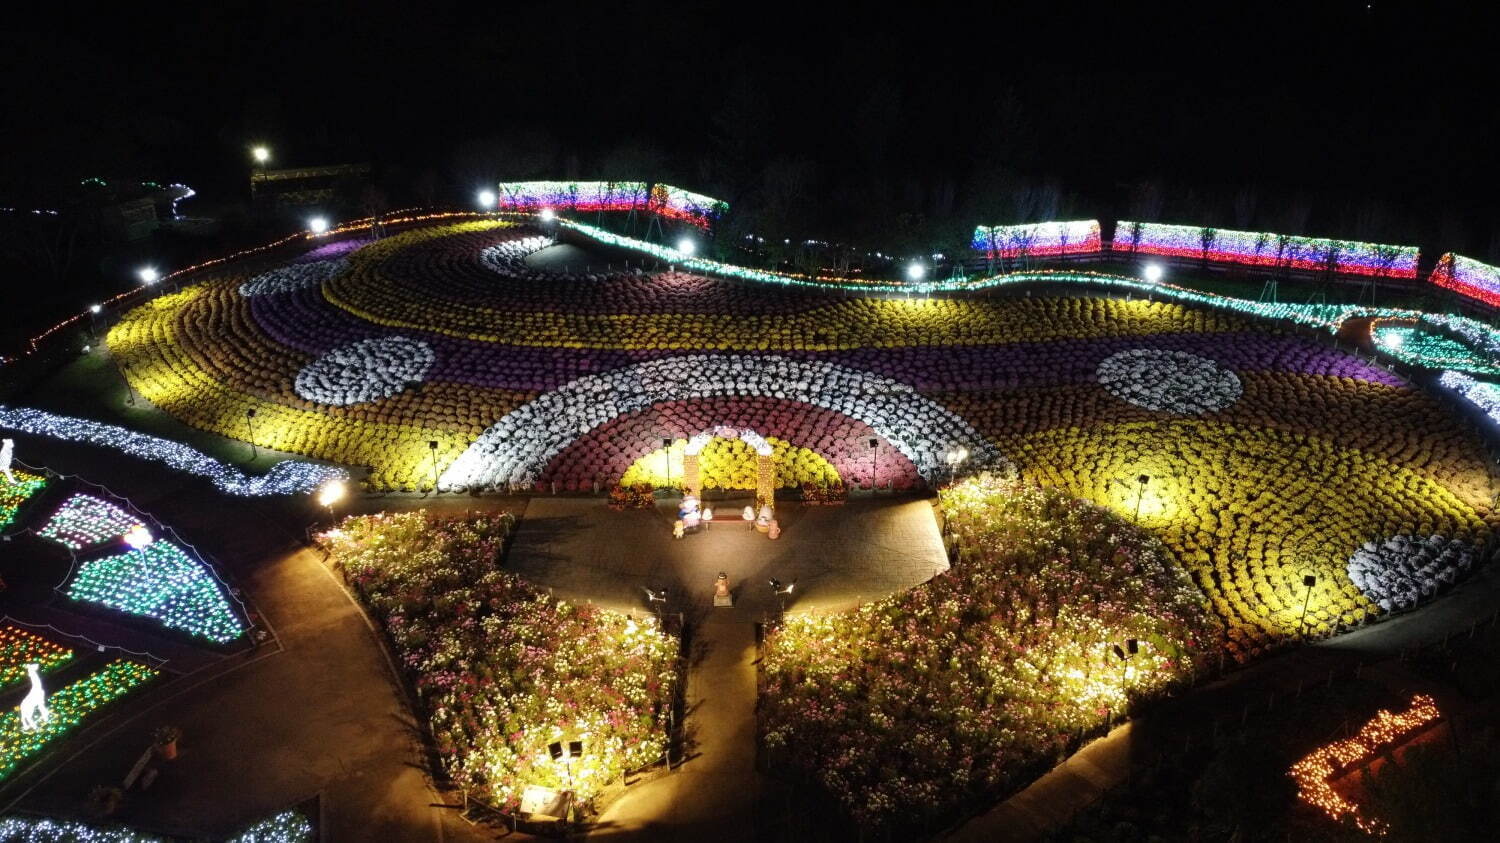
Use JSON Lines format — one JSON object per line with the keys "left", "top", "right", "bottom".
{"left": 440, "top": 354, "right": 1010, "bottom": 490}
{"left": 0, "top": 405, "right": 347, "bottom": 496}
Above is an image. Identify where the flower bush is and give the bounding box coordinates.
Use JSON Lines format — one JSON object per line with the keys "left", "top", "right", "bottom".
{"left": 619, "top": 435, "right": 838, "bottom": 490}
{"left": 1095, "top": 348, "right": 1242, "bottom": 413}
{"left": 760, "top": 477, "right": 1220, "bottom": 830}
{"left": 0, "top": 624, "right": 73, "bottom": 690}
{"left": 238, "top": 256, "right": 349, "bottom": 297}
{"left": 319, "top": 511, "right": 679, "bottom": 809}
{"left": 103, "top": 217, "right": 1498, "bottom": 650}
{"left": 293, "top": 336, "right": 436, "bottom": 406}
{"left": 1346, "top": 535, "right": 1479, "bottom": 612}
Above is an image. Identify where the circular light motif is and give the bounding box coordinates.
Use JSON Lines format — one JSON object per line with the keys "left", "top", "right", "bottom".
{"left": 1095, "top": 348, "right": 1242, "bottom": 414}
{"left": 294, "top": 337, "right": 435, "bottom": 406}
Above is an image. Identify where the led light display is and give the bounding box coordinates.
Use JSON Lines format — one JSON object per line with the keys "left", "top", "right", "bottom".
{"left": 1112, "top": 221, "right": 1419, "bottom": 278}
{"left": 971, "top": 220, "right": 1102, "bottom": 259}
{"left": 1288, "top": 694, "right": 1441, "bottom": 833}
{"left": 0, "top": 660, "right": 157, "bottom": 781}
{"left": 37, "top": 493, "right": 142, "bottom": 550}
{"left": 0, "top": 405, "right": 347, "bottom": 496}
{"left": 1438, "top": 370, "right": 1500, "bottom": 424}
{"left": 0, "top": 625, "right": 74, "bottom": 690}
{"left": 1, "top": 469, "right": 47, "bottom": 529}
{"left": 66, "top": 540, "right": 245, "bottom": 643}
{"left": 496, "top": 181, "right": 649, "bottom": 212}
{"left": 1429, "top": 252, "right": 1500, "bottom": 307}
{"left": 649, "top": 183, "right": 729, "bottom": 229}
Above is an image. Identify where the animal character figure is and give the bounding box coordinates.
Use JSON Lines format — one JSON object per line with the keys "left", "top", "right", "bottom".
{"left": 19, "top": 663, "right": 50, "bottom": 732}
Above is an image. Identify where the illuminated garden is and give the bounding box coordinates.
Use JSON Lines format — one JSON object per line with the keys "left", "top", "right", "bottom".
{"left": 8, "top": 190, "right": 1500, "bottom": 838}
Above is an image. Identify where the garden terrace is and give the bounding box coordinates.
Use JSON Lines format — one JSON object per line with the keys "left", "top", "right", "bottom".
{"left": 94, "top": 217, "right": 1498, "bottom": 654}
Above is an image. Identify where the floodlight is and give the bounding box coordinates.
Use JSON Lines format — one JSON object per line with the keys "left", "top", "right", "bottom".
{"left": 1144, "top": 263, "right": 1165, "bottom": 283}
{"left": 308, "top": 217, "right": 329, "bottom": 234}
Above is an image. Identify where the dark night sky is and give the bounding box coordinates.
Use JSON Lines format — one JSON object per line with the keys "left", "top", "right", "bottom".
{"left": 1, "top": 1, "right": 1497, "bottom": 246}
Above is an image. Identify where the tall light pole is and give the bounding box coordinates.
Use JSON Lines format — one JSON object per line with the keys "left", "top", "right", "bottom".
{"left": 662, "top": 437, "right": 673, "bottom": 491}
{"left": 1299, "top": 573, "right": 1318, "bottom": 639}
{"left": 245, "top": 409, "right": 258, "bottom": 461}
{"left": 317, "top": 479, "right": 347, "bottom": 524}
{"left": 1133, "top": 474, "right": 1151, "bottom": 524}
{"left": 428, "top": 440, "right": 440, "bottom": 494}
{"left": 868, "top": 437, "right": 879, "bottom": 491}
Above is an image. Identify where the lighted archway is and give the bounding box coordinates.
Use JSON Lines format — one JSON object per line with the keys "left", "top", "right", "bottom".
{"left": 440, "top": 354, "right": 1005, "bottom": 491}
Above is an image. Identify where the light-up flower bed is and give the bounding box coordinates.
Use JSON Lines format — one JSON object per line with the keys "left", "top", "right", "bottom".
{"left": 37, "top": 492, "right": 142, "bottom": 550}
{"left": 101, "top": 216, "right": 1498, "bottom": 654}
{"left": 0, "top": 624, "right": 73, "bottom": 690}
{"left": 319, "top": 511, "right": 679, "bottom": 811}
{"left": 760, "top": 477, "right": 1220, "bottom": 830}
{"left": 0, "top": 809, "right": 315, "bottom": 843}
{"left": 618, "top": 435, "right": 839, "bottom": 490}
{"left": 1, "top": 469, "right": 47, "bottom": 529}
{"left": 66, "top": 539, "right": 244, "bottom": 644}
{"left": 0, "top": 660, "right": 158, "bottom": 781}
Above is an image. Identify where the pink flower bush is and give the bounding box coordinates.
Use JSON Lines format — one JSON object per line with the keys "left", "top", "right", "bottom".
{"left": 760, "top": 477, "right": 1220, "bottom": 831}
{"left": 319, "top": 511, "right": 679, "bottom": 811}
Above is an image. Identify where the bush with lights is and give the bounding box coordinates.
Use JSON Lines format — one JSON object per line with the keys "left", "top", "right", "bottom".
{"left": 318, "top": 511, "right": 679, "bottom": 813}
{"left": 0, "top": 660, "right": 158, "bottom": 782}
{"left": 1, "top": 469, "right": 47, "bottom": 529}
{"left": 0, "top": 624, "right": 74, "bottom": 690}
{"left": 760, "top": 477, "right": 1221, "bottom": 830}
{"left": 66, "top": 539, "right": 244, "bottom": 644}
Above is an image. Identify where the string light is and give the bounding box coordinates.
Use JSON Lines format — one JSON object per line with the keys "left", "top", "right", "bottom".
{"left": 0, "top": 405, "right": 348, "bottom": 496}
{"left": 1112, "top": 221, "right": 1419, "bottom": 278}
{"left": 649, "top": 183, "right": 728, "bottom": 229}
{"left": 0, "top": 624, "right": 74, "bottom": 690}
{"left": 1, "top": 469, "right": 47, "bottom": 529}
{"left": 0, "top": 660, "right": 158, "bottom": 781}
{"left": 1430, "top": 253, "right": 1500, "bottom": 307}
{"left": 972, "top": 220, "right": 1102, "bottom": 259}
{"left": 1288, "top": 694, "right": 1441, "bottom": 834}
{"left": 1438, "top": 370, "right": 1500, "bottom": 425}
{"left": 66, "top": 540, "right": 245, "bottom": 643}
{"left": 36, "top": 492, "right": 143, "bottom": 550}
{"left": 496, "top": 181, "right": 649, "bottom": 212}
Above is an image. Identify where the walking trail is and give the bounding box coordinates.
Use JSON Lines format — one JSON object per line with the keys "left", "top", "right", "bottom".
{"left": 592, "top": 614, "right": 766, "bottom": 841}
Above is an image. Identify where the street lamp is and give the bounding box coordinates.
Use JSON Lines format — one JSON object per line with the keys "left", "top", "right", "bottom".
{"left": 906, "top": 262, "right": 926, "bottom": 282}
{"left": 539, "top": 207, "right": 556, "bottom": 222}
{"left": 308, "top": 216, "right": 330, "bottom": 235}
{"left": 868, "top": 437, "right": 879, "bottom": 491}
{"left": 477, "top": 189, "right": 496, "bottom": 210}
{"left": 769, "top": 578, "right": 796, "bottom": 616}
{"left": 1132, "top": 474, "right": 1151, "bottom": 524}
{"left": 317, "top": 479, "right": 347, "bottom": 523}
{"left": 87, "top": 304, "right": 102, "bottom": 342}
{"left": 251, "top": 146, "right": 270, "bottom": 166}
{"left": 1143, "top": 262, "right": 1165, "bottom": 283}
{"left": 944, "top": 445, "right": 969, "bottom": 484}
{"left": 1299, "top": 573, "right": 1318, "bottom": 639}
{"left": 643, "top": 586, "right": 669, "bottom": 619}
{"left": 137, "top": 266, "right": 160, "bottom": 285}
{"left": 676, "top": 237, "right": 695, "bottom": 257}
{"left": 428, "top": 440, "right": 440, "bottom": 494}
{"left": 662, "top": 437, "right": 673, "bottom": 491}
{"left": 245, "top": 409, "right": 258, "bottom": 460}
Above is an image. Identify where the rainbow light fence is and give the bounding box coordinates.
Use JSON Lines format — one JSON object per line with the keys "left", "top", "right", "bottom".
{"left": 0, "top": 659, "right": 158, "bottom": 781}
{"left": 496, "top": 181, "right": 649, "bottom": 213}
{"left": 1111, "top": 221, "right": 1419, "bottom": 279}
{"left": 650, "top": 183, "right": 729, "bottom": 229}
{"left": 1430, "top": 253, "right": 1500, "bottom": 307}
{"left": 971, "top": 220, "right": 1102, "bottom": 259}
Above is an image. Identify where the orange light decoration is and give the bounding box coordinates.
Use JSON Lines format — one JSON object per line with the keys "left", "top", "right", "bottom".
{"left": 1288, "top": 693, "right": 1441, "bottom": 835}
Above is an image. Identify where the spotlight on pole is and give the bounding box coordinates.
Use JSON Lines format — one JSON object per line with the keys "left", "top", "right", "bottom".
{"left": 252, "top": 146, "right": 270, "bottom": 165}
{"left": 676, "top": 237, "right": 696, "bottom": 256}
{"left": 906, "top": 262, "right": 926, "bottom": 281}
{"left": 308, "top": 216, "right": 330, "bottom": 235}
{"left": 317, "top": 479, "right": 347, "bottom": 511}
{"left": 1143, "top": 262, "right": 1164, "bottom": 283}
{"left": 477, "top": 189, "right": 496, "bottom": 209}
{"left": 539, "top": 207, "right": 556, "bottom": 222}
{"left": 137, "top": 266, "right": 160, "bottom": 285}
{"left": 89, "top": 304, "right": 102, "bottom": 314}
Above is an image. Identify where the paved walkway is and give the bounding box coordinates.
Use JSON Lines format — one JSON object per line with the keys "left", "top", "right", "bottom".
{"left": 507, "top": 494, "right": 947, "bottom": 617}
{"left": 591, "top": 615, "right": 766, "bottom": 840}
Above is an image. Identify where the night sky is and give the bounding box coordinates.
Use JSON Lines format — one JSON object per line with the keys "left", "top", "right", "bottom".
{"left": 2, "top": 2, "right": 1497, "bottom": 256}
